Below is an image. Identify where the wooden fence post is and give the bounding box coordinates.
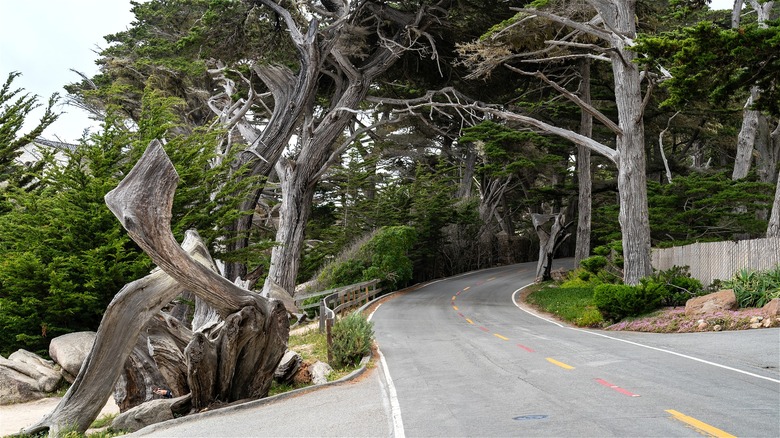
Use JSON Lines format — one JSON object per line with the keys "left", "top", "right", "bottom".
{"left": 326, "top": 317, "right": 333, "bottom": 364}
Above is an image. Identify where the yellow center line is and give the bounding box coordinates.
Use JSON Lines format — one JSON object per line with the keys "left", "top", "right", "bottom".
{"left": 465, "top": 318, "right": 474, "bottom": 324}
{"left": 493, "top": 333, "right": 509, "bottom": 341}
{"left": 463, "top": 287, "right": 470, "bottom": 291}
{"left": 666, "top": 410, "right": 736, "bottom": 438}
{"left": 452, "top": 305, "right": 458, "bottom": 311}
{"left": 487, "top": 277, "right": 496, "bottom": 281}
{"left": 451, "top": 295, "right": 457, "bottom": 301}
{"left": 546, "top": 358, "right": 575, "bottom": 370}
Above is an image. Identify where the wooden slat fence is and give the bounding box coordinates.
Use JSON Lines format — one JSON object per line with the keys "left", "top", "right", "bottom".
{"left": 651, "top": 237, "right": 780, "bottom": 286}
{"left": 294, "top": 279, "right": 382, "bottom": 333}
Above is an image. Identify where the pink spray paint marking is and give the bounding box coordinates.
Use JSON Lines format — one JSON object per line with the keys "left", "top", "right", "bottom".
{"left": 595, "top": 378, "right": 640, "bottom": 397}
{"left": 516, "top": 344, "right": 535, "bottom": 353}
{"left": 478, "top": 326, "right": 490, "bottom": 332}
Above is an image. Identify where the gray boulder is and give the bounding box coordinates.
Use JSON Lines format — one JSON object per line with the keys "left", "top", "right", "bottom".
{"left": 309, "top": 361, "right": 333, "bottom": 385}
{"left": 0, "top": 349, "right": 62, "bottom": 404}
{"left": 111, "top": 397, "right": 183, "bottom": 433}
{"left": 274, "top": 350, "right": 301, "bottom": 383}
{"left": 49, "top": 331, "right": 95, "bottom": 380}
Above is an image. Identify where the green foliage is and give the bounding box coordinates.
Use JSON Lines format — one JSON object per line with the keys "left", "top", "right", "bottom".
{"left": 721, "top": 266, "right": 780, "bottom": 308}
{"left": 0, "top": 72, "right": 58, "bottom": 191}
{"left": 640, "top": 266, "right": 705, "bottom": 307}
{"left": 331, "top": 312, "right": 374, "bottom": 369}
{"left": 317, "top": 226, "right": 417, "bottom": 290}
{"left": 526, "top": 285, "right": 604, "bottom": 327}
{"left": 635, "top": 20, "right": 780, "bottom": 116}
{"left": 593, "top": 283, "right": 662, "bottom": 322}
{"left": 0, "top": 90, "right": 263, "bottom": 356}
{"left": 594, "top": 173, "right": 773, "bottom": 248}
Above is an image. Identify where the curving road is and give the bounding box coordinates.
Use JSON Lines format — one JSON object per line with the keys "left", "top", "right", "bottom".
{"left": 372, "top": 260, "right": 780, "bottom": 437}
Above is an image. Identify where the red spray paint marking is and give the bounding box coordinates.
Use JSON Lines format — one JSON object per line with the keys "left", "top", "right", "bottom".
{"left": 595, "top": 378, "right": 640, "bottom": 397}
{"left": 516, "top": 344, "right": 535, "bottom": 353}
{"left": 457, "top": 313, "right": 465, "bottom": 318}
{"left": 478, "top": 326, "right": 490, "bottom": 332}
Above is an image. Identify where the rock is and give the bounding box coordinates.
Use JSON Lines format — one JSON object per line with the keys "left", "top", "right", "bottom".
{"left": 685, "top": 290, "right": 737, "bottom": 316}
{"left": 749, "top": 316, "right": 764, "bottom": 324}
{"left": 6, "top": 350, "right": 62, "bottom": 392}
{"left": 697, "top": 320, "right": 708, "bottom": 330}
{"left": 763, "top": 317, "right": 773, "bottom": 328}
{"left": 309, "top": 361, "right": 333, "bottom": 385}
{"left": 274, "top": 351, "right": 301, "bottom": 383}
{"left": 750, "top": 323, "right": 762, "bottom": 329}
{"left": 111, "top": 398, "right": 177, "bottom": 433}
{"left": 762, "top": 298, "right": 780, "bottom": 317}
{"left": 713, "top": 324, "right": 722, "bottom": 332}
{"left": 49, "top": 331, "right": 95, "bottom": 379}
{"left": 0, "top": 362, "right": 46, "bottom": 405}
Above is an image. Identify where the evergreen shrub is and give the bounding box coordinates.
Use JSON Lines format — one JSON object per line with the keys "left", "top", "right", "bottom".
{"left": 640, "top": 266, "right": 705, "bottom": 307}
{"left": 593, "top": 283, "right": 661, "bottom": 322}
{"left": 331, "top": 312, "right": 374, "bottom": 369}
{"left": 721, "top": 267, "right": 780, "bottom": 308}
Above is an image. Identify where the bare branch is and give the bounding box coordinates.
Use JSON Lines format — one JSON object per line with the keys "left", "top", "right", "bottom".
{"left": 506, "top": 66, "right": 622, "bottom": 136}
{"left": 512, "top": 8, "right": 611, "bottom": 42}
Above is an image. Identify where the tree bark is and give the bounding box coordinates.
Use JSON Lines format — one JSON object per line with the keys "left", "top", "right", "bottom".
{"left": 768, "top": 169, "right": 780, "bottom": 238}
{"left": 575, "top": 58, "right": 593, "bottom": 267}
{"left": 533, "top": 213, "right": 568, "bottom": 280}
{"left": 591, "top": 0, "right": 652, "bottom": 284}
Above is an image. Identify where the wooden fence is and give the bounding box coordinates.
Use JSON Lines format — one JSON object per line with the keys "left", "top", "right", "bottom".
{"left": 293, "top": 279, "right": 382, "bottom": 332}
{"left": 651, "top": 237, "right": 780, "bottom": 286}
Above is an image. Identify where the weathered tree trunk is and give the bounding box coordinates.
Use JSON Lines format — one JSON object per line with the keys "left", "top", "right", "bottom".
{"left": 599, "top": 0, "right": 652, "bottom": 285}
{"left": 733, "top": 88, "right": 760, "bottom": 180}
{"left": 575, "top": 58, "right": 593, "bottom": 267}
{"left": 769, "top": 170, "right": 780, "bottom": 238}
{"left": 25, "top": 141, "right": 289, "bottom": 436}
{"left": 533, "top": 213, "right": 568, "bottom": 281}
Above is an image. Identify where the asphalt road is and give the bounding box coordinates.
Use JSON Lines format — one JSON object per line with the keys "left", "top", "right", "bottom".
{"left": 372, "top": 260, "right": 780, "bottom": 437}
{"left": 136, "top": 259, "right": 779, "bottom": 437}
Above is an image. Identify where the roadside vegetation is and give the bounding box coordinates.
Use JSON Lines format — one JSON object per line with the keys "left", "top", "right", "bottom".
{"left": 525, "top": 244, "right": 780, "bottom": 333}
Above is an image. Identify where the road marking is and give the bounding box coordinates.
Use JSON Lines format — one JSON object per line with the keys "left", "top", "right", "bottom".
{"left": 487, "top": 277, "right": 496, "bottom": 281}
{"left": 493, "top": 333, "right": 509, "bottom": 341}
{"left": 466, "top": 318, "right": 474, "bottom": 324}
{"left": 595, "top": 378, "right": 640, "bottom": 397}
{"left": 511, "top": 285, "right": 780, "bottom": 384}
{"left": 463, "top": 287, "right": 470, "bottom": 291}
{"left": 546, "top": 358, "right": 575, "bottom": 370}
{"left": 452, "top": 295, "right": 457, "bottom": 301}
{"left": 516, "top": 344, "right": 535, "bottom": 353}
{"left": 666, "top": 410, "right": 736, "bottom": 438}
{"left": 479, "top": 326, "right": 490, "bottom": 332}
{"left": 452, "top": 305, "right": 458, "bottom": 311}
{"left": 378, "top": 347, "right": 405, "bottom": 438}
{"left": 457, "top": 312, "right": 464, "bottom": 318}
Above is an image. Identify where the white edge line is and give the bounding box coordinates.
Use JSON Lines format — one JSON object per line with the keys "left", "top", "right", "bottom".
{"left": 511, "top": 285, "right": 780, "bottom": 384}
{"left": 378, "top": 347, "right": 405, "bottom": 438}
{"left": 368, "top": 304, "right": 405, "bottom": 438}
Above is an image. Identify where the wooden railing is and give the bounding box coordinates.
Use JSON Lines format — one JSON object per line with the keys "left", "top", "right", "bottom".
{"left": 294, "top": 279, "right": 382, "bottom": 362}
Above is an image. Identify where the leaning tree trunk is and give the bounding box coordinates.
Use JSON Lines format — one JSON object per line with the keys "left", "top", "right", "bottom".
{"left": 24, "top": 141, "right": 289, "bottom": 436}
{"left": 768, "top": 169, "right": 780, "bottom": 238}
{"left": 533, "top": 213, "right": 569, "bottom": 281}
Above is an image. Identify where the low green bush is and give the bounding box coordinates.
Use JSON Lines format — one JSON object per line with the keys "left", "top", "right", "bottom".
{"left": 526, "top": 285, "right": 604, "bottom": 327}
{"left": 593, "top": 283, "right": 661, "bottom": 322}
{"left": 331, "top": 312, "right": 374, "bottom": 369}
{"left": 640, "top": 266, "right": 705, "bottom": 307}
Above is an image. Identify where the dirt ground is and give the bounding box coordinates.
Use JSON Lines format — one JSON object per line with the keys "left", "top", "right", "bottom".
{"left": 0, "top": 396, "right": 119, "bottom": 437}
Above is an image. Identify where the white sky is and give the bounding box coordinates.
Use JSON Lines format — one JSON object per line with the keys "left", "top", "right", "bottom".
{"left": 0, "top": 0, "right": 737, "bottom": 144}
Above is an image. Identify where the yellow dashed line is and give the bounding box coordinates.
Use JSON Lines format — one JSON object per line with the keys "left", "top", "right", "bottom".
{"left": 465, "top": 318, "right": 474, "bottom": 324}
{"left": 493, "top": 333, "right": 509, "bottom": 341}
{"left": 546, "top": 358, "right": 575, "bottom": 370}
{"left": 463, "top": 287, "right": 470, "bottom": 291}
{"left": 666, "top": 410, "right": 736, "bottom": 438}
{"left": 452, "top": 305, "right": 458, "bottom": 311}
{"left": 452, "top": 296, "right": 457, "bottom": 301}
{"left": 487, "top": 277, "right": 496, "bottom": 281}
